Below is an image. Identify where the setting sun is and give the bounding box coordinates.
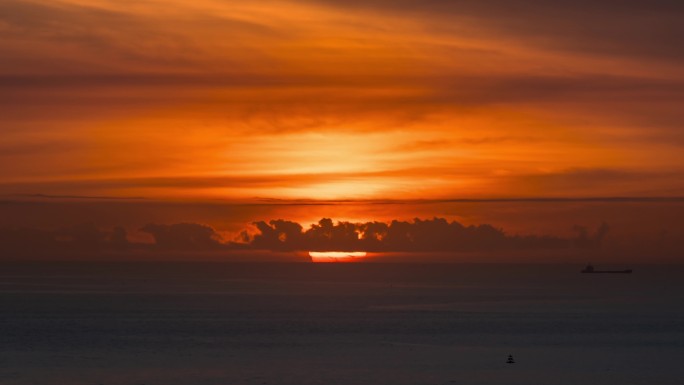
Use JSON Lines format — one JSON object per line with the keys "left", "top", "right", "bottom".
{"left": 309, "top": 251, "right": 368, "bottom": 263}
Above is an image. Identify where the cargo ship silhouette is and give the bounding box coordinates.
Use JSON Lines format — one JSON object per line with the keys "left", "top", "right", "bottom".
{"left": 581, "top": 264, "right": 632, "bottom": 274}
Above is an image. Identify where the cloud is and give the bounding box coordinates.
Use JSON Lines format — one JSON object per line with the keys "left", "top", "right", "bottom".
{"left": 140, "top": 223, "right": 223, "bottom": 250}
{"left": 0, "top": 223, "right": 129, "bottom": 255}
{"left": 241, "top": 217, "right": 607, "bottom": 252}
{"left": 503, "top": 168, "right": 684, "bottom": 197}
{"left": 110, "top": 226, "right": 130, "bottom": 250}
{"left": 427, "top": 75, "right": 684, "bottom": 106}
{"left": 0, "top": 227, "right": 59, "bottom": 253}
{"left": 300, "top": 0, "right": 684, "bottom": 61}
{"left": 0, "top": 217, "right": 607, "bottom": 255}
{"left": 573, "top": 222, "right": 609, "bottom": 249}
{"left": 0, "top": 0, "right": 279, "bottom": 74}
{"left": 0, "top": 0, "right": 682, "bottom": 204}
{"left": 56, "top": 222, "right": 107, "bottom": 250}
{"left": 4, "top": 211, "right": 684, "bottom": 262}
{"left": 250, "top": 219, "right": 305, "bottom": 251}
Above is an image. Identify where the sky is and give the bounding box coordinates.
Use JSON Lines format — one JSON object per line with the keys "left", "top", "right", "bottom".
{"left": 1, "top": 1, "right": 683, "bottom": 260}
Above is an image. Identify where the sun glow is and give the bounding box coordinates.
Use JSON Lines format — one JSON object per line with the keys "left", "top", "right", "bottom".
{"left": 309, "top": 251, "right": 367, "bottom": 262}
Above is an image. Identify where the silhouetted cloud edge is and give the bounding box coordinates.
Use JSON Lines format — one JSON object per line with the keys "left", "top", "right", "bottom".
{"left": 0, "top": 218, "right": 611, "bottom": 256}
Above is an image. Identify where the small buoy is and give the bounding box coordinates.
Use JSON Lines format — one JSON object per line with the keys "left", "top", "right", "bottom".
{"left": 506, "top": 354, "right": 515, "bottom": 364}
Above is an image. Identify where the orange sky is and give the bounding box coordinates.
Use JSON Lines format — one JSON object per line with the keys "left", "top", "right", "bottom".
{"left": 1, "top": 0, "right": 683, "bottom": 201}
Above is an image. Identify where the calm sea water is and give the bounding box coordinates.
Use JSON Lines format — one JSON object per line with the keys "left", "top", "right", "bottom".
{"left": 1, "top": 262, "right": 683, "bottom": 385}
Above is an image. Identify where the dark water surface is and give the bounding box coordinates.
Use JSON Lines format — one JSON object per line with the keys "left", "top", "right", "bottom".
{"left": 1, "top": 262, "right": 683, "bottom": 384}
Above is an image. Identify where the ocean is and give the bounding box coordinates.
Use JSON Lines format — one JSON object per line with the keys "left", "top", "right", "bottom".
{"left": 1, "top": 262, "right": 683, "bottom": 384}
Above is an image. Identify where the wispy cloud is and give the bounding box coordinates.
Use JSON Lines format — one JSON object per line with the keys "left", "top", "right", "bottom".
{"left": 0, "top": 0, "right": 682, "bottom": 200}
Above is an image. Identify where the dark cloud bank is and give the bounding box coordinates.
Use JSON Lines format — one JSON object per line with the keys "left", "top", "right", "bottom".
{"left": 0, "top": 218, "right": 611, "bottom": 260}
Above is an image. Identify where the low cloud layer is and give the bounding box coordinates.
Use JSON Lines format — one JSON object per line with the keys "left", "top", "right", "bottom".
{"left": 247, "top": 218, "right": 608, "bottom": 252}
{"left": 0, "top": 218, "right": 612, "bottom": 259}
{"left": 140, "top": 223, "right": 223, "bottom": 250}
